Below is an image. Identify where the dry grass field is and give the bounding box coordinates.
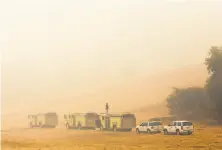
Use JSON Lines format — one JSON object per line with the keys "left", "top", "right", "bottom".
{"left": 2, "top": 126, "right": 222, "bottom": 150}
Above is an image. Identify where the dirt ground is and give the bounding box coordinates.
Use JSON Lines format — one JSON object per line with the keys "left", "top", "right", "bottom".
{"left": 2, "top": 126, "right": 222, "bottom": 150}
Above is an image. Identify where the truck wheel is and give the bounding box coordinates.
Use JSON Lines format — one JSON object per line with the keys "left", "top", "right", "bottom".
{"left": 100, "top": 125, "right": 103, "bottom": 131}
{"left": 113, "top": 126, "right": 117, "bottom": 132}
{"left": 66, "top": 124, "right": 70, "bottom": 129}
{"left": 128, "top": 128, "right": 132, "bottom": 132}
{"left": 147, "top": 129, "right": 151, "bottom": 134}
{"left": 136, "top": 128, "right": 140, "bottom": 134}
{"left": 78, "top": 124, "right": 82, "bottom": 130}
{"left": 39, "top": 122, "right": 43, "bottom": 128}
{"left": 164, "top": 130, "right": 168, "bottom": 135}
{"left": 176, "top": 130, "right": 180, "bottom": 135}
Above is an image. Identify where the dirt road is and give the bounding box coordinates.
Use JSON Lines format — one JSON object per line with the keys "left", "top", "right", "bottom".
{"left": 2, "top": 127, "right": 222, "bottom": 150}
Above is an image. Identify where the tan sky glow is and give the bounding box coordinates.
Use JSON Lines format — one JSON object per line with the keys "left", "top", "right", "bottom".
{"left": 1, "top": 0, "right": 222, "bottom": 117}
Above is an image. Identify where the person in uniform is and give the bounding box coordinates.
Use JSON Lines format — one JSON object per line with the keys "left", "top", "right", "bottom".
{"left": 106, "top": 103, "right": 109, "bottom": 114}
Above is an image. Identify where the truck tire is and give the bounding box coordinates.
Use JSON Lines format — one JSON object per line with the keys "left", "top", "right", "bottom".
{"left": 78, "top": 124, "right": 82, "bottom": 130}
{"left": 176, "top": 129, "right": 180, "bottom": 135}
{"left": 39, "top": 122, "right": 43, "bottom": 128}
{"left": 100, "top": 125, "right": 103, "bottom": 131}
{"left": 113, "top": 126, "right": 117, "bottom": 132}
{"left": 66, "top": 123, "right": 70, "bottom": 129}
{"left": 164, "top": 129, "right": 168, "bottom": 135}
{"left": 136, "top": 128, "right": 140, "bottom": 134}
{"left": 147, "top": 129, "right": 151, "bottom": 134}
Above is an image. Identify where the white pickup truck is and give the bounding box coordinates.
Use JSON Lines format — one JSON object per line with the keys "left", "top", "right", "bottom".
{"left": 136, "top": 121, "right": 162, "bottom": 134}
{"left": 163, "top": 121, "right": 194, "bottom": 135}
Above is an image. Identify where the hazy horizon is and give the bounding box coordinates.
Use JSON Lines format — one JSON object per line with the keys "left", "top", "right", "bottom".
{"left": 1, "top": 0, "right": 222, "bottom": 118}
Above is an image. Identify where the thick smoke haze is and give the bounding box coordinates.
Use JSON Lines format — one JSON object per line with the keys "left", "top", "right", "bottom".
{"left": 1, "top": 0, "right": 222, "bottom": 128}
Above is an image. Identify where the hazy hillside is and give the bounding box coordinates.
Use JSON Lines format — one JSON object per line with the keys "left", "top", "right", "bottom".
{"left": 132, "top": 64, "right": 208, "bottom": 122}
{"left": 96, "top": 64, "right": 208, "bottom": 111}
{"left": 2, "top": 64, "right": 207, "bottom": 129}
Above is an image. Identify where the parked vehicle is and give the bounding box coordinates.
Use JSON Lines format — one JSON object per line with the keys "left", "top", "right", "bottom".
{"left": 64, "top": 113, "right": 76, "bottom": 129}
{"left": 64, "top": 112, "right": 99, "bottom": 130}
{"left": 98, "top": 113, "right": 136, "bottom": 131}
{"left": 28, "top": 112, "right": 58, "bottom": 128}
{"left": 136, "top": 121, "right": 162, "bottom": 134}
{"left": 163, "top": 120, "right": 194, "bottom": 135}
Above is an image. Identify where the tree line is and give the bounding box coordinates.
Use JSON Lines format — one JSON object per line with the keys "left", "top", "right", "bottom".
{"left": 166, "top": 46, "right": 222, "bottom": 121}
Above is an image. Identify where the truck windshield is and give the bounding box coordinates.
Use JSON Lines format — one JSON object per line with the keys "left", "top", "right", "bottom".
{"left": 183, "top": 122, "right": 193, "bottom": 126}
{"left": 150, "top": 122, "right": 162, "bottom": 126}
{"left": 122, "top": 114, "right": 135, "bottom": 118}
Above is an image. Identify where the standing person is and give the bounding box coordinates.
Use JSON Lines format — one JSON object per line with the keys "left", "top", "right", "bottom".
{"left": 106, "top": 103, "right": 109, "bottom": 114}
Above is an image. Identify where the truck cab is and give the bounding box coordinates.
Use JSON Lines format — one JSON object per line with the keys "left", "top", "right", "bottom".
{"left": 98, "top": 113, "right": 136, "bottom": 132}
{"left": 64, "top": 112, "right": 99, "bottom": 130}
{"left": 163, "top": 120, "right": 194, "bottom": 135}
{"left": 64, "top": 113, "right": 76, "bottom": 129}
{"left": 136, "top": 121, "right": 162, "bottom": 134}
{"left": 28, "top": 115, "right": 37, "bottom": 127}
{"left": 28, "top": 112, "right": 58, "bottom": 128}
